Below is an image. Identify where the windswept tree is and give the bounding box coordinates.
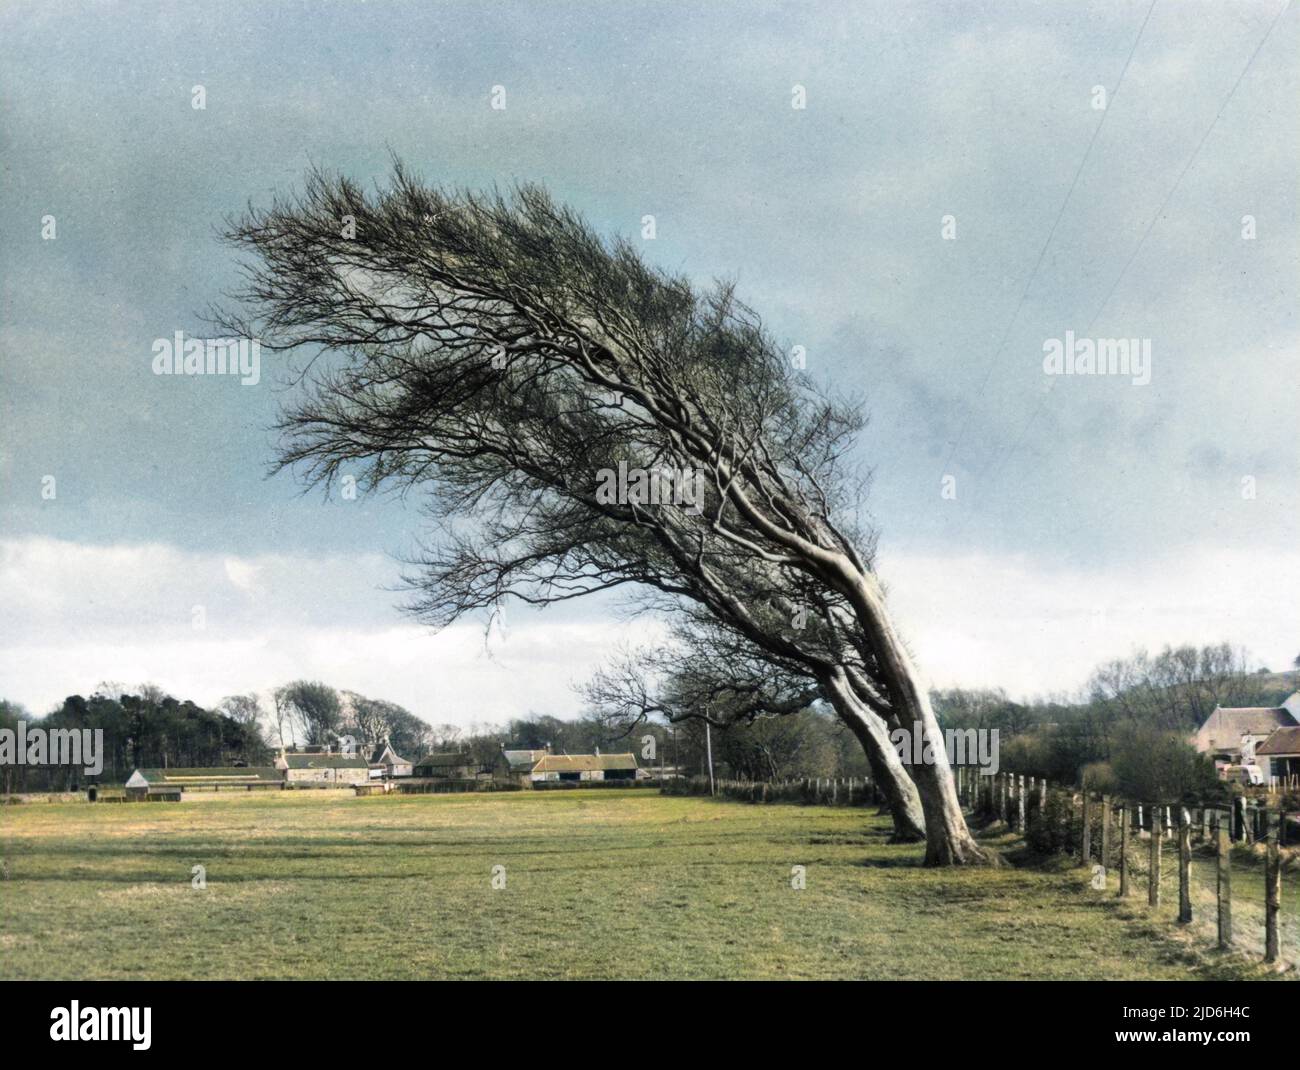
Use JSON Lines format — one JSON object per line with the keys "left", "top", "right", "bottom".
{"left": 276, "top": 680, "right": 342, "bottom": 747}
{"left": 340, "top": 691, "right": 433, "bottom": 757}
{"left": 218, "top": 693, "right": 267, "bottom": 735}
{"left": 220, "top": 164, "right": 985, "bottom": 863}
{"left": 341, "top": 690, "right": 395, "bottom": 747}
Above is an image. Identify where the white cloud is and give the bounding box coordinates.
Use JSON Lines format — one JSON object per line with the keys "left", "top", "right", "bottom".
{"left": 222, "top": 557, "right": 265, "bottom": 596}
{"left": 1, "top": 536, "right": 1295, "bottom": 719}
{"left": 0, "top": 537, "right": 663, "bottom": 721}
{"left": 883, "top": 542, "right": 1300, "bottom": 700}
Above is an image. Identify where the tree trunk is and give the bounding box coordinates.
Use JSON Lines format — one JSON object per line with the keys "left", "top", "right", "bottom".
{"left": 839, "top": 571, "right": 990, "bottom": 865}
{"left": 821, "top": 669, "right": 926, "bottom": 842}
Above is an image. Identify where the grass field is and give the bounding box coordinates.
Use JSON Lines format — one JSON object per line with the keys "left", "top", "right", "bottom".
{"left": 0, "top": 789, "right": 1277, "bottom": 979}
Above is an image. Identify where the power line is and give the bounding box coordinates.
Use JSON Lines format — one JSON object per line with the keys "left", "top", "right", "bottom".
{"left": 938, "top": 0, "right": 1159, "bottom": 477}
{"left": 975, "top": 0, "right": 1291, "bottom": 488}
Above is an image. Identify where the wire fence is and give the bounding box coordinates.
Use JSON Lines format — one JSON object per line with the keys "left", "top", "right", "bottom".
{"left": 666, "top": 767, "right": 1296, "bottom": 968}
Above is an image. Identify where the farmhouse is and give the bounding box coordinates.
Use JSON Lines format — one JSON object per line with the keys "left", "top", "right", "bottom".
{"left": 277, "top": 749, "right": 370, "bottom": 786}
{"left": 529, "top": 752, "right": 639, "bottom": 784}
{"left": 368, "top": 741, "right": 414, "bottom": 779}
{"left": 1192, "top": 691, "right": 1300, "bottom": 780}
{"left": 494, "top": 747, "right": 548, "bottom": 785}
{"left": 125, "top": 767, "right": 284, "bottom": 799}
{"left": 503, "top": 748, "right": 548, "bottom": 773}
{"left": 413, "top": 752, "right": 478, "bottom": 779}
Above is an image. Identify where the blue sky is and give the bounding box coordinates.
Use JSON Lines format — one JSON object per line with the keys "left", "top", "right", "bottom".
{"left": 2, "top": 0, "right": 1297, "bottom": 719}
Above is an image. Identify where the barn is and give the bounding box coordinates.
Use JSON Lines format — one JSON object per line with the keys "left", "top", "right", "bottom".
{"left": 124, "top": 767, "right": 284, "bottom": 800}
{"left": 413, "top": 752, "right": 478, "bottom": 779}
{"left": 529, "top": 753, "right": 638, "bottom": 784}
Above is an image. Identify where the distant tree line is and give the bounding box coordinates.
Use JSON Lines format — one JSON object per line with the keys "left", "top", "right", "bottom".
{"left": 0, "top": 680, "right": 440, "bottom": 791}
{"left": 4, "top": 639, "right": 1293, "bottom": 797}
{"left": 0, "top": 685, "right": 270, "bottom": 792}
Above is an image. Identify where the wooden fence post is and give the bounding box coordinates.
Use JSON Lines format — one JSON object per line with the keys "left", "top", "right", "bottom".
{"left": 1100, "top": 795, "right": 1112, "bottom": 886}
{"left": 1148, "top": 805, "right": 1161, "bottom": 906}
{"left": 1217, "top": 810, "right": 1232, "bottom": 949}
{"left": 1265, "top": 808, "right": 1281, "bottom": 964}
{"left": 1178, "top": 806, "right": 1192, "bottom": 924}
{"left": 1068, "top": 792, "right": 1077, "bottom": 856}
{"left": 1081, "top": 792, "right": 1092, "bottom": 865}
{"left": 1118, "top": 806, "right": 1130, "bottom": 897}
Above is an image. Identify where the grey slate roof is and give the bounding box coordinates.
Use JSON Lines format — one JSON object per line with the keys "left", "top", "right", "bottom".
{"left": 503, "top": 749, "right": 548, "bottom": 770}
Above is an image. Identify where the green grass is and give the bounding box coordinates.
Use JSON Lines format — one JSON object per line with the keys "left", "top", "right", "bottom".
{"left": 0, "top": 789, "right": 1275, "bottom": 979}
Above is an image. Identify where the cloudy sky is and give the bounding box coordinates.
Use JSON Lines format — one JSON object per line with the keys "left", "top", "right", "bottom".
{"left": 2, "top": 0, "right": 1296, "bottom": 722}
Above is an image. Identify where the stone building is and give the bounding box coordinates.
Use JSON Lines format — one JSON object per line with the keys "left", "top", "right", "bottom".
{"left": 1192, "top": 691, "right": 1300, "bottom": 779}
{"left": 277, "top": 748, "right": 370, "bottom": 786}
{"left": 529, "top": 752, "right": 638, "bottom": 784}
{"left": 368, "top": 741, "right": 415, "bottom": 779}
